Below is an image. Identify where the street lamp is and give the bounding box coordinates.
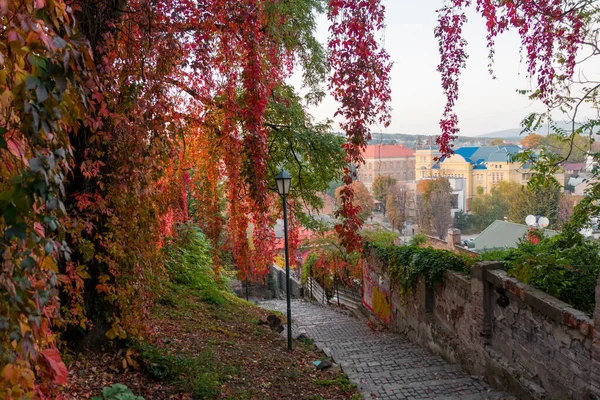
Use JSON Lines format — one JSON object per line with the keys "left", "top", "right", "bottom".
{"left": 275, "top": 169, "right": 292, "bottom": 351}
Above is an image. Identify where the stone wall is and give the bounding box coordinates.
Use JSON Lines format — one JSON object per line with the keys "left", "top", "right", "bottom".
{"left": 363, "top": 257, "right": 599, "bottom": 399}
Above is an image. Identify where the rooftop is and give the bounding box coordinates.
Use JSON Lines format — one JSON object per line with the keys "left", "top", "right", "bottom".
{"left": 433, "top": 145, "right": 522, "bottom": 170}
{"left": 363, "top": 144, "right": 415, "bottom": 159}
{"left": 472, "top": 220, "right": 558, "bottom": 252}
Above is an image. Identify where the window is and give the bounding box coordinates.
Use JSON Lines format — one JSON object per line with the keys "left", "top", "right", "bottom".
{"left": 421, "top": 171, "right": 425, "bottom": 178}
{"left": 368, "top": 163, "right": 372, "bottom": 170}
{"left": 396, "top": 161, "right": 400, "bottom": 168}
{"left": 368, "top": 175, "right": 372, "bottom": 182}
{"left": 451, "top": 194, "right": 459, "bottom": 209}
{"left": 421, "top": 156, "right": 426, "bottom": 162}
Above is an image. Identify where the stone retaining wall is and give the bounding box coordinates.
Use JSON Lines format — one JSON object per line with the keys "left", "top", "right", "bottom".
{"left": 363, "top": 257, "right": 599, "bottom": 399}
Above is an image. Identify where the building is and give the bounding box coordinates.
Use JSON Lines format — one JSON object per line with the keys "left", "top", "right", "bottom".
{"left": 563, "top": 162, "right": 585, "bottom": 176}
{"left": 467, "top": 220, "right": 558, "bottom": 253}
{"left": 415, "top": 145, "right": 564, "bottom": 209}
{"left": 357, "top": 144, "right": 415, "bottom": 192}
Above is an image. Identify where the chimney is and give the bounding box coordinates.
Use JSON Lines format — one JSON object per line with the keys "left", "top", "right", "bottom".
{"left": 447, "top": 228, "right": 461, "bottom": 249}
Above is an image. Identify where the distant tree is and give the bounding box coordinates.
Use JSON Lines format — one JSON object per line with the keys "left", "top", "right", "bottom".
{"left": 372, "top": 175, "right": 397, "bottom": 216}
{"left": 335, "top": 181, "right": 374, "bottom": 222}
{"left": 520, "top": 134, "right": 543, "bottom": 149}
{"left": 386, "top": 184, "right": 407, "bottom": 233}
{"left": 557, "top": 195, "right": 575, "bottom": 229}
{"left": 488, "top": 138, "right": 505, "bottom": 146}
{"left": 470, "top": 181, "right": 521, "bottom": 230}
{"left": 508, "top": 182, "right": 561, "bottom": 226}
{"left": 430, "top": 189, "right": 453, "bottom": 239}
{"left": 541, "top": 133, "right": 592, "bottom": 163}
{"left": 416, "top": 178, "right": 452, "bottom": 238}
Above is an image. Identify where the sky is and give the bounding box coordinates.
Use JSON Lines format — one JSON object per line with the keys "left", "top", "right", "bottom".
{"left": 288, "top": 0, "right": 596, "bottom": 137}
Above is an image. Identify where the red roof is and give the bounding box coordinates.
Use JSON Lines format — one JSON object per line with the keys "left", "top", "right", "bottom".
{"left": 362, "top": 144, "right": 415, "bottom": 159}
{"left": 563, "top": 162, "right": 585, "bottom": 171}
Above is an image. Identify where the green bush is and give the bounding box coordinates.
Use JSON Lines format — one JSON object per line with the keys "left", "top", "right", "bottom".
{"left": 137, "top": 344, "right": 221, "bottom": 398}
{"left": 409, "top": 233, "right": 427, "bottom": 246}
{"left": 362, "top": 228, "right": 398, "bottom": 247}
{"left": 92, "top": 384, "right": 144, "bottom": 400}
{"left": 478, "top": 230, "right": 600, "bottom": 315}
{"left": 301, "top": 252, "right": 319, "bottom": 284}
{"left": 364, "top": 241, "right": 471, "bottom": 294}
{"left": 162, "top": 223, "right": 228, "bottom": 305}
{"left": 163, "top": 223, "right": 214, "bottom": 286}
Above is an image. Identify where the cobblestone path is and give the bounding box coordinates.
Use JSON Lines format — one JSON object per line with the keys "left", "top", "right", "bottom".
{"left": 259, "top": 299, "right": 513, "bottom": 400}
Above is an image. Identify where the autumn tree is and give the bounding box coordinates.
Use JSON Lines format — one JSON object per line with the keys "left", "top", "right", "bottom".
{"left": 372, "top": 175, "right": 397, "bottom": 216}
{"left": 488, "top": 138, "right": 504, "bottom": 146}
{"left": 328, "top": 0, "right": 392, "bottom": 252}
{"left": 520, "top": 134, "right": 543, "bottom": 149}
{"left": 0, "top": 0, "right": 389, "bottom": 395}
{"left": 416, "top": 178, "right": 453, "bottom": 238}
{"left": 386, "top": 184, "right": 408, "bottom": 233}
{"left": 335, "top": 181, "right": 374, "bottom": 223}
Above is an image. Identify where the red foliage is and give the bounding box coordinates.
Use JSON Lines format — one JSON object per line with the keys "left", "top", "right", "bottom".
{"left": 39, "top": 349, "right": 68, "bottom": 385}
{"left": 328, "top": 0, "right": 392, "bottom": 252}
{"left": 437, "top": 0, "right": 586, "bottom": 157}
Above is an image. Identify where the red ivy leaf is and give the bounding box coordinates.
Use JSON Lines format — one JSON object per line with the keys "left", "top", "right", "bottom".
{"left": 40, "top": 348, "right": 68, "bottom": 385}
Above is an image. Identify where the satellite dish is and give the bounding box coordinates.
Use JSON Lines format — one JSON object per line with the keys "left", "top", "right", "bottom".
{"left": 525, "top": 215, "right": 537, "bottom": 226}
{"left": 538, "top": 217, "right": 549, "bottom": 228}
{"left": 580, "top": 228, "right": 593, "bottom": 237}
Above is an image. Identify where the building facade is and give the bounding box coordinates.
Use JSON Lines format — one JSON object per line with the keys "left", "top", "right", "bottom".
{"left": 415, "top": 145, "right": 564, "bottom": 210}
{"left": 357, "top": 144, "right": 416, "bottom": 192}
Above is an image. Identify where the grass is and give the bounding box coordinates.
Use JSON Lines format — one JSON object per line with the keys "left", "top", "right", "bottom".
{"left": 62, "top": 283, "right": 360, "bottom": 400}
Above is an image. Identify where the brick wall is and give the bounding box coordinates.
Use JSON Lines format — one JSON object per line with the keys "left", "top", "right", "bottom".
{"left": 363, "top": 253, "right": 599, "bottom": 399}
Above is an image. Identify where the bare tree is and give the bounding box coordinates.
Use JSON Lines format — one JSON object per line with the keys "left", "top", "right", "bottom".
{"left": 386, "top": 184, "right": 407, "bottom": 234}
{"left": 430, "top": 187, "right": 453, "bottom": 240}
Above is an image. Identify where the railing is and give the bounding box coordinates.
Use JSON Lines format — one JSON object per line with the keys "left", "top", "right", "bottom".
{"left": 330, "top": 284, "right": 362, "bottom": 310}
{"left": 306, "top": 276, "right": 327, "bottom": 304}
{"left": 305, "top": 277, "right": 361, "bottom": 309}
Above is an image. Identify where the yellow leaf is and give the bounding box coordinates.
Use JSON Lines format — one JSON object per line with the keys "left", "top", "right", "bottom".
{"left": 105, "top": 328, "right": 117, "bottom": 340}
{"left": 40, "top": 256, "right": 57, "bottom": 272}
{"left": 76, "top": 265, "right": 91, "bottom": 279}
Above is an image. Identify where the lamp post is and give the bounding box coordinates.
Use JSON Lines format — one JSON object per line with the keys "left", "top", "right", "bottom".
{"left": 275, "top": 169, "right": 292, "bottom": 351}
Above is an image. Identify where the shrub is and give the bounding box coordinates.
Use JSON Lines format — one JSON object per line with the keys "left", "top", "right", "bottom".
{"left": 480, "top": 230, "right": 600, "bottom": 315}
{"left": 162, "top": 223, "right": 228, "bottom": 305}
{"left": 409, "top": 233, "right": 428, "bottom": 246}
{"left": 163, "top": 223, "right": 214, "bottom": 287}
{"left": 362, "top": 228, "right": 398, "bottom": 247}
{"left": 92, "top": 384, "right": 144, "bottom": 400}
{"left": 137, "top": 344, "right": 221, "bottom": 397}
{"left": 364, "top": 240, "right": 471, "bottom": 294}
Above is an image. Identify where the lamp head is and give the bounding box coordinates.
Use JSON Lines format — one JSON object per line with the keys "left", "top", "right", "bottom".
{"left": 275, "top": 169, "right": 291, "bottom": 196}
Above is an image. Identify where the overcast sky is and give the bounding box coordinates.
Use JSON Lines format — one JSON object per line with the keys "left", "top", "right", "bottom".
{"left": 288, "top": 0, "right": 596, "bottom": 137}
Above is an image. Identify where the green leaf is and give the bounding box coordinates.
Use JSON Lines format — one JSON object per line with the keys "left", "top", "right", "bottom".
{"left": 28, "top": 54, "right": 47, "bottom": 71}
{"left": 25, "top": 75, "right": 40, "bottom": 90}
{"left": 36, "top": 84, "right": 49, "bottom": 103}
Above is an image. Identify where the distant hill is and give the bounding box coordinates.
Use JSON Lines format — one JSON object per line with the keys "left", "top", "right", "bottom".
{"left": 478, "top": 121, "right": 597, "bottom": 138}
{"left": 478, "top": 128, "right": 524, "bottom": 138}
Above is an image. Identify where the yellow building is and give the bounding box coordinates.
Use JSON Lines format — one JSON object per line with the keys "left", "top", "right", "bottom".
{"left": 415, "top": 145, "right": 563, "bottom": 209}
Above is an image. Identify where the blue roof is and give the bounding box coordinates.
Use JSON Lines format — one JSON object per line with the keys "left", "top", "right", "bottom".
{"left": 452, "top": 145, "right": 520, "bottom": 166}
